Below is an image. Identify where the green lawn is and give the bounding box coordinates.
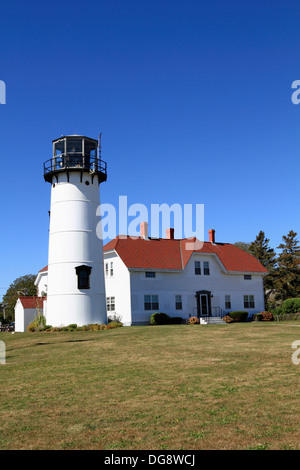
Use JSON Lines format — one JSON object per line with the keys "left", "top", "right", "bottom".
{"left": 0, "top": 322, "right": 300, "bottom": 450}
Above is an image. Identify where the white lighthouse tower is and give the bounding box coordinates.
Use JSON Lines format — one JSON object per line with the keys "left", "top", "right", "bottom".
{"left": 44, "top": 134, "right": 107, "bottom": 327}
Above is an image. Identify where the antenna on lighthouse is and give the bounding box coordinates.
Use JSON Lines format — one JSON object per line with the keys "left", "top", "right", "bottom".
{"left": 98, "top": 132, "right": 102, "bottom": 159}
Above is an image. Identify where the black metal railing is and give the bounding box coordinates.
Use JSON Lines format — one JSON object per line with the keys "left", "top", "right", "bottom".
{"left": 211, "top": 307, "right": 225, "bottom": 318}
{"left": 193, "top": 306, "right": 225, "bottom": 318}
{"left": 43, "top": 155, "right": 107, "bottom": 183}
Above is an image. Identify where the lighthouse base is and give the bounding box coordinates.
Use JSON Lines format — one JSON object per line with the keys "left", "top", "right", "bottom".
{"left": 45, "top": 294, "right": 107, "bottom": 327}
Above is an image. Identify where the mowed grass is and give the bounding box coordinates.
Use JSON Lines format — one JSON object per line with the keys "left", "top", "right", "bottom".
{"left": 1, "top": 322, "right": 300, "bottom": 450}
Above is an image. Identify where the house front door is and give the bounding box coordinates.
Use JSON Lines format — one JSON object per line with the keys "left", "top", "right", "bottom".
{"left": 200, "top": 294, "right": 209, "bottom": 316}
{"left": 196, "top": 290, "right": 211, "bottom": 317}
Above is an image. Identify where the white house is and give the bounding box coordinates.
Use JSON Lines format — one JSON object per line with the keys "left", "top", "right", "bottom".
{"left": 34, "top": 224, "right": 267, "bottom": 327}
{"left": 102, "top": 224, "right": 267, "bottom": 325}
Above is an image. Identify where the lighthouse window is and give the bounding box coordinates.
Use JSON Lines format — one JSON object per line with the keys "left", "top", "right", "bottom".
{"left": 84, "top": 140, "right": 97, "bottom": 159}
{"left": 75, "top": 265, "right": 92, "bottom": 290}
{"left": 67, "top": 139, "right": 83, "bottom": 167}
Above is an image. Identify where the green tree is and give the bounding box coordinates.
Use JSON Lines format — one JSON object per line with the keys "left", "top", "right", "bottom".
{"left": 233, "top": 241, "right": 251, "bottom": 254}
{"left": 248, "top": 231, "right": 277, "bottom": 307}
{"left": 2, "top": 274, "right": 37, "bottom": 323}
{"left": 249, "top": 231, "right": 277, "bottom": 271}
{"left": 275, "top": 230, "right": 300, "bottom": 301}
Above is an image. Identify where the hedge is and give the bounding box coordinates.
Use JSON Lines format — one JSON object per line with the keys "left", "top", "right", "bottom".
{"left": 271, "top": 298, "right": 300, "bottom": 320}
{"left": 281, "top": 298, "right": 300, "bottom": 314}
{"left": 150, "top": 312, "right": 183, "bottom": 325}
{"left": 228, "top": 311, "right": 248, "bottom": 322}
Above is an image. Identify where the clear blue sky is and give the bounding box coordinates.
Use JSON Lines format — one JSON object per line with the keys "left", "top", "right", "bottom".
{"left": 1, "top": 0, "right": 300, "bottom": 299}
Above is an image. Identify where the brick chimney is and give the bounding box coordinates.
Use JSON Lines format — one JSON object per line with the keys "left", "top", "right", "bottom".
{"left": 140, "top": 222, "right": 149, "bottom": 240}
{"left": 166, "top": 228, "right": 175, "bottom": 239}
{"left": 209, "top": 229, "right": 215, "bottom": 244}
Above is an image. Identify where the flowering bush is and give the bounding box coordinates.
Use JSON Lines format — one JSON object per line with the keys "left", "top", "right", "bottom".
{"left": 223, "top": 315, "right": 234, "bottom": 323}
{"left": 253, "top": 311, "right": 274, "bottom": 321}
{"left": 261, "top": 311, "right": 274, "bottom": 321}
{"left": 188, "top": 316, "right": 200, "bottom": 324}
{"left": 108, "top": 321, "right": 123, "bottom": 328}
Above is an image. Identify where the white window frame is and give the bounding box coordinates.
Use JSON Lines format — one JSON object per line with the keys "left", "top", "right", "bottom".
{"left": 175, "top": 295, "right": 182, "bottom": 310}
{"left": 203, "top": 261, "right": 210, "bottom": 275}
{"left": 194, "top": 261, "right": 201, "bottom": 275}
{"left": 144, "top": 295, "right": 159, "bottom": 311}
{"left": 145, "top": 271, "right": 156, "bottom": 278}
{"left": 225, "top": 295, "right": 231, "bottom": 310}
{"left": 106, "top": 296, "right": 115, "bottom": 312}
{"left": 244, "top": 295, "right": 255, "bottom": 309}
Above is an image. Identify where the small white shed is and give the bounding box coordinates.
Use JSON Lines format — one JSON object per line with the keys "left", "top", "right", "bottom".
{"left": 14, "top": 296, "right": 46, "bottom": 332}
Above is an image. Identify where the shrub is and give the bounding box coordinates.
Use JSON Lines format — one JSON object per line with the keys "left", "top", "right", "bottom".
{"left": 253, "top": 313, "right": 263, "bottom": 321}
{"left": 27, "top": 312, "right": 47, "bottom": 331}
{"left": 281, "top": 298, "right": 300, "bottom": 314}
{"left": 170, "top": 316, "right": 183, "bottom": 324}
{"left": 68, "top": 324, "right": 77, "bottom": 330}
{"left": 27, "top": 322, "right": 37, "bottom": 332}
{"left": 223, "top": 315, "right": 234, "bottom": 323}
{"left": 261, "top": 311, "right": 274, "bottom": 321}
{"left": 108, "top": 321, "right": 123, "bottom": 328}
{"left": 150, "top": 313, "right": 184, "bottom": 325}
{"left": 150, "top": 312, "right": 170, "bottom": 325}
{"left": 188, "top": 316, "right": 200, "bottom": 325}
{"left": 273, "top": 312, "right": 300, "bottom": 322}
{"left": 88, "top": 323, "right": 101, "bottom": 331}
{"left": 272, "top": 306, "right": 283, "bottom": 317}
{"left": 254, "top": 311, "right": 274, "bottom": 321}
{"left": 228, "top": 311, "right": 248, "bottom": 322}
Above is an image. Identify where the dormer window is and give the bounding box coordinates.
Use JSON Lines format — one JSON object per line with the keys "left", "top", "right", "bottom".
{"left": 194, "top": 261, "right": 201, "bottom": 275}
{"left": 75, "top": 265, "right": 92, "bottom": 289}
{"left": 203, "top": 261, "right": 210, "bottom": 275}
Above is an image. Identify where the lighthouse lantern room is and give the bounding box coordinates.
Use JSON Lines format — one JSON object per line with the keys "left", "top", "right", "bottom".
{"left": 44, "top": 135, "right": 107, "bottom": 327}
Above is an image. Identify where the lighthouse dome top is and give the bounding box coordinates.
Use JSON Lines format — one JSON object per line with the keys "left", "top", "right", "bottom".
{"left": 44, "top": 134, "right": 107, "bottom": 184}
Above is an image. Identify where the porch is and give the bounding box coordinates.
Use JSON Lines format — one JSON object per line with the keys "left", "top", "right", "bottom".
{"left": 194, "top": 290, "right": 226, "bottom": 324}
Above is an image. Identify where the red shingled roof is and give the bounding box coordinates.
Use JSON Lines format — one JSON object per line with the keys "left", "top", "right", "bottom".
{"left": 39, "top": 266, "right": 48, "bottom": 273}
{"left": 104, "top": 236, "right": 268, "bottom": 273}
{"left": 39, "top": 237, "right": 268, "bottom": 274}
{"left": 19, "top": 296, "right": 46, "bottom": 308}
